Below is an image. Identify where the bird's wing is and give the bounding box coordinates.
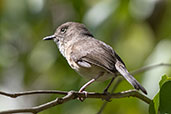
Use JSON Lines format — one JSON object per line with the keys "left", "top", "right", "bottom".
{"left": 70, "top": 38, "right": 122, "bottom": 73}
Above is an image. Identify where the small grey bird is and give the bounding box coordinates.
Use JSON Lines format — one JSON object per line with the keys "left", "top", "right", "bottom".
{"left": 43, "top": 22, "right": 147, "bottom": 96}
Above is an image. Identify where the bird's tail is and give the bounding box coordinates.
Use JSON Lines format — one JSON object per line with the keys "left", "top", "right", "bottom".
{"left": 115, "top": 60, "right": 147, "bottom": 94}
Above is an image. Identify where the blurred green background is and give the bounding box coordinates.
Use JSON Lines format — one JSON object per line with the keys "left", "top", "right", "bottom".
{"left": 0, "top": 0, "right": 171, "bottom": 114}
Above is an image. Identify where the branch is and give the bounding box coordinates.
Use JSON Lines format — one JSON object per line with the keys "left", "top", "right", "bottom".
{"left": 0, "top": 91, "right": 75, "bottom": 114}
{"left": 130, "top": 63, "right": 171, "bottom": 75}
{"left": 0, "top": 90, "right": 151, "bottom": 114}
{"left": 0, "top": 90, "right": 67, "bottom": 98}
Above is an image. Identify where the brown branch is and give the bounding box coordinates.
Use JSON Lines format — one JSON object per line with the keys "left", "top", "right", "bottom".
{"left": 0, "top": 90, "right": 151, "bottom": 114}
{"left": 0, "top": 90, "right": 67, "bottom": 98}
{"left": 0, "top": 91, "right": 75, "bottom": 114}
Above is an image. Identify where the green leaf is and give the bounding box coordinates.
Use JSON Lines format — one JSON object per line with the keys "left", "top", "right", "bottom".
{"left": 159, "top": 81, "right": 171, "bottom": 114}
{"left": 159, "top": 75, "right": 171, "bottom": 88}
{"left": 149, "top": 93, "right": 159, "bottom": 114}
{"left": 149, "top": 75, "right": 171, "bottom": 114}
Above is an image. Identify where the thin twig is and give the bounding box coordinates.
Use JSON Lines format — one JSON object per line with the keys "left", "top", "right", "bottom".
{"left": 0, "top": 90, "right": 67, "bottom": 98}
{"left": 0, "top": 90, "right": 151, "bottom": 114}
{"left": 131, "top": 63, "right": 171, "bottom": 75}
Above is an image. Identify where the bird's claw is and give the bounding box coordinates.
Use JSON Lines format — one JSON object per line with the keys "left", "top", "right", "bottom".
{"left": 102, "top": 91, "right": 112, "bottom": 102}
{"left": 77, "top": 91, "right": 88, "bottom": 102}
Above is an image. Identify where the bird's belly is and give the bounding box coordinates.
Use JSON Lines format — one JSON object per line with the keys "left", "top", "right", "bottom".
{"left": 65, "top": 51, "right": 113, "bottom": 81}
{"left": 76, "top": 64, "right": 113, "bottom": 81}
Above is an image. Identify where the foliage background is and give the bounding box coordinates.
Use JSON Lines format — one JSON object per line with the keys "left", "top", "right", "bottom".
{"left": 0, "top": 0, "right": 171, "bottom": 114}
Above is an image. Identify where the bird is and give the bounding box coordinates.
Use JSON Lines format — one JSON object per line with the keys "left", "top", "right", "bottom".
{"left": 43, "top": 22, "right": 147, "bottom": 98}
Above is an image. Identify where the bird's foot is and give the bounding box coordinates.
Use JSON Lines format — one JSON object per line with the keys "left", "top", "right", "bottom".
{"left": 103, "top": 90, "right": 112, "bottom": 102}
{"left": 77, "top": 90, "right": 88, "bottom": 102}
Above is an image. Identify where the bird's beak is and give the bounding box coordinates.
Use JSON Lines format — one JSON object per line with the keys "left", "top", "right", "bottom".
{"left": 43, "top": 35, "right": 56, "bottom": 40}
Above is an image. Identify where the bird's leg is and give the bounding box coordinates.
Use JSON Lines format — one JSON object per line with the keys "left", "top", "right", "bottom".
{"left": 78, "top": 72, "right": 104, "bottom": 101}
{"left": 79, "top": 78, "right": 96, "bottom": 93}
{"left": 103, "top": 77, "right": 116, "bottom": 94}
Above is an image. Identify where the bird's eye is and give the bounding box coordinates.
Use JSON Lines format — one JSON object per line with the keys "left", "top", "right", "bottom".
{"left": 60, "top": 26, "right": 68, "bottom": 34}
